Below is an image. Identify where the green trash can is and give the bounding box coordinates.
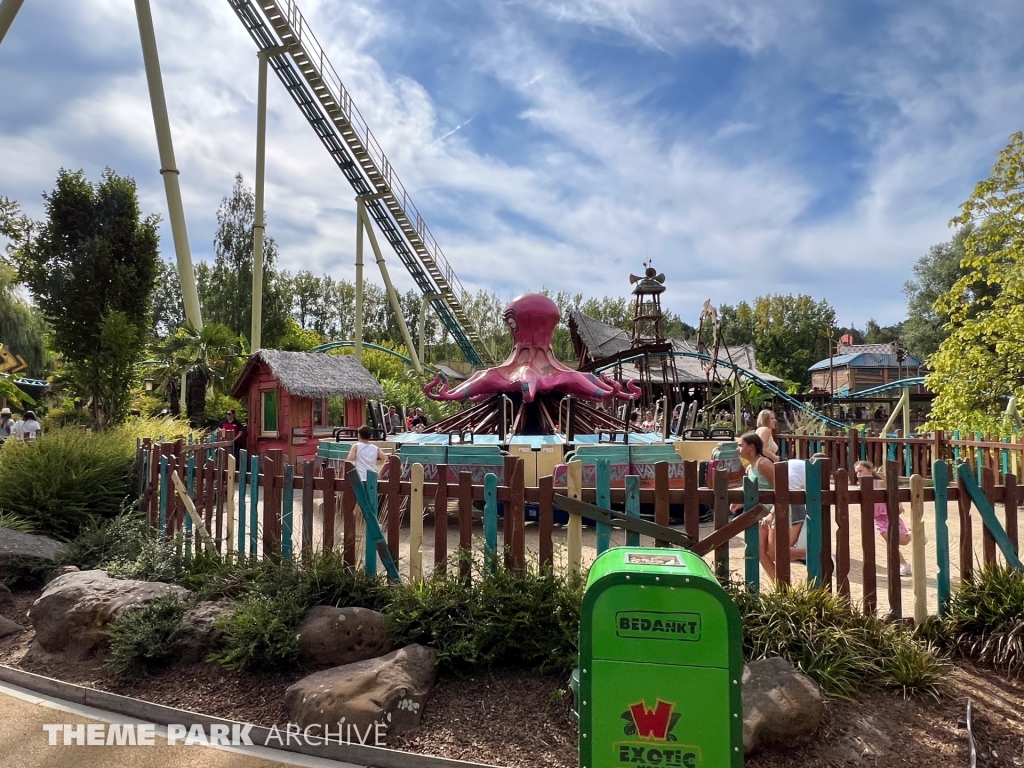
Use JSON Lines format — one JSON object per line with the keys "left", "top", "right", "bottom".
{"left": 578, "top": 547, "right": 743, "bottom": 768}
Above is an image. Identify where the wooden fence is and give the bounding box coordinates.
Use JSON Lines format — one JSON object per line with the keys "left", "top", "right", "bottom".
{"left": 777, "top": 429, "right": 1023, "bottom": 482}
{"left": 136, "top": 438, "right": 1024, "bottom": 626}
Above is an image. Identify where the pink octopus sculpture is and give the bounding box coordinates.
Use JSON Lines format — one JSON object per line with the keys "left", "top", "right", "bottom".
{"left": 425, "top": 293, "right": 640, "bottom": 403}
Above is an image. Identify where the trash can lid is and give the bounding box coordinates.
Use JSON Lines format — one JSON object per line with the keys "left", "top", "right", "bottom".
{"left": 585, "top": 547, "right": 714, "bottom": 591}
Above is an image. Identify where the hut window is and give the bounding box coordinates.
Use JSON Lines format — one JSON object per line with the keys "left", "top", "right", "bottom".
{"left": 313, "top": 399, "right": 325, "bottom": 427}
{"left": 261, "top": 390, "right": 279, "bottom": 436}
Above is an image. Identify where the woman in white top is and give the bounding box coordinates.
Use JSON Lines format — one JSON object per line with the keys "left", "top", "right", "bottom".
{"left": 346, "top": 425, "right": 384, "bottom": 481}
{"left": 755, "top": 410, "right": 779, "bottom": 462}
{"left": 13, "top": 410, "right": 42, "bottom": 442}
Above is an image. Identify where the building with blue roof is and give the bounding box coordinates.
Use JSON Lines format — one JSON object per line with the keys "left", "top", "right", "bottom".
{"left": 809, "top": 343, "right": 923, "bottom": 395}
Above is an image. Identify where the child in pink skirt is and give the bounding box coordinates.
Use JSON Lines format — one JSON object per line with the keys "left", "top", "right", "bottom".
{"left": 854, "top": 461, "right": 912, "bottom": 576}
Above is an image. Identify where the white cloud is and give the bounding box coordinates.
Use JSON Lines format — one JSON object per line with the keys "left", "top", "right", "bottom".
{"left": 2, "top": 0, "right": 1024, "bottom": 341}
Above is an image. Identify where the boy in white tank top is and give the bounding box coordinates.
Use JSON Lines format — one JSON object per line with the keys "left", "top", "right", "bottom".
{"left": 346, "top": 425, "right": 384, "bottom": 481}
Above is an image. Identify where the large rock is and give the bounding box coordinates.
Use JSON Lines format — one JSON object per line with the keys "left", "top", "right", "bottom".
{"left": 0, "top": 527, "right": 67, "bottom": 561}
{"left": 297, "top": 606, "right": 391, "bottom": 667}
{"left": 28, "top": 570, "right": 190, "bottom": 661}
{"left": 743, "top": 657, "right": 824, "bottom": 755}
{"left": 284, "top": 645, "right": 436, "bottom": 737}
{"left": 174, "top": 599, "right": 236, "bottom": 664}
{"left": 0, "top": 582, "right": 15, "bottom": 616}
{"left": 0, "top": 615, "right": 22, "bottom": 639}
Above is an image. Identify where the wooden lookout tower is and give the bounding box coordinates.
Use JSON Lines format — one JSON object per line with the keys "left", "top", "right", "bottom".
{"left": 628, "top": 263, "right": 682, "bottom": 415}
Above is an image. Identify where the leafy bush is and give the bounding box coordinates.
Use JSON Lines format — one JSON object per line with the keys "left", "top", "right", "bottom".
{"left": 0, "top": 510, "right": 33, "bottom": 533}
{"left": 105, "top": 594, "right": 190, "bottom": 678}
{"left": 387, "top": 560, "right": 583, "bottom": 675}
{"left": 209, "top": 592, "right": 305, "bottom": 672}
{"left": 730, "top": 584, "right": 945, "bottom": 699}
{"left": 936, "top": 565, "right": 1024, "bottom": 675}
{"left": 40, "top": 407, "right": 96, "bottom": 432}
{"left": 0, "top": 419, "right": 193, "bottom": 540}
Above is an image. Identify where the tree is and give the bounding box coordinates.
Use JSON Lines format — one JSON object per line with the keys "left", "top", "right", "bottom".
{"left": 158, "top": 322, "right": 243, "bottom": 425}
{"left": 198, "top": 174, "right": 290, "bottom": 347}
{"left": 18, "top": 170, "right": 158, "bottom": 425}
{"left": 0, "top": 196, "right": 36, "bottom": 266}
{"left": 901, "top": 226, "right": 999, "bottom": 361}
{"left": 151, "top": 258, "right": 185, "bottom": 341}
{"left": 928, "top": 132, "right": 1024, "bottom": 432}
{"left": 0, "top": 262, "right": 49, "bottom": 376}
{"left": 715, "top": 295, "right": 835, "bottom": 387}
{"left": 862, "top": 319, "right": 904, "bottom": 345}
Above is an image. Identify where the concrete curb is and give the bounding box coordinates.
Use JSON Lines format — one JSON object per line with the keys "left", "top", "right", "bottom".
{"left": 0, "top": 664, "right": 503, "bottom": 768}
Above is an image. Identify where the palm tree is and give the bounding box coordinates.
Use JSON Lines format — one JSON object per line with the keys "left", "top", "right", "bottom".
{"left": 156, "top": 322, "right": 244, "bottom": 426}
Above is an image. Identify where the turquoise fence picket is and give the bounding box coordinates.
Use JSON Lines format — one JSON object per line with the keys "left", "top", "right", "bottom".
{"left": 933, "top": 461, "right": 951, "bottom": 616}
{"left": 743, "top": 475, "right": 760, "bottom": 591}
{"left": 595, "top": 458, "right": 611, "bottom": 555}
{"left": 484, "top": 473, "right": 498, "bottom": 573}
{"left": 282, "top": 464, "right": 294, "bottom": 561}
{"left": 365, "top": 470, "right": 378, "bottom": 577}
{"left": 624, "top": 475, "right": 640, "bottom": 547}
{"left": 957, "top": 462, "right": 1024, "bottom": 571}
{"left": 346, "top": 470, "right": 399, "bottom": 582}
{"left": 805, "top": 459, "right": 823, "bottom": 588}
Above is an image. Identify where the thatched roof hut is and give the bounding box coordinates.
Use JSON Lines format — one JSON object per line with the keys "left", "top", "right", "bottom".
{"left": 230, "top": 350, "right": 384, "bottom": 462}
{"left": 231, "top": 350, "right": 383, "bottom": 401}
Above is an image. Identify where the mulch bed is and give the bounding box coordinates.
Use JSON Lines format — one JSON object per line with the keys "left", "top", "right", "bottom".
{"left": 3, "top": 587, "right": 1024, "bottom": 767}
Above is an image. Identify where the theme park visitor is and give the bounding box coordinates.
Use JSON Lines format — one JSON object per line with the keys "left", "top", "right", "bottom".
{"left": 410, "top": 407, "right": 427, "bottom": 429}
{"left": 12, "top": 410, "right": 41, "bottom": 442}
{"left": 346, "top": 425, "right": 385, "bottom": 482}
{"left": 641, "top": 410, "right": 657, "bottom": 431}
{"left": 758, "top": 453, "right": 828, "bottom": 582}
{"left": 0, "top": 407, "right": 14, "bottom": 443}
{"left": 756, "top": 409, "right": 780, "bottom": 462}
{"left": 855, "top": 461, "right": 912, "bottom": 576}
{"left": 387, "top": 406, "right": 403, "bottom": 434}
{"left": 218, "top": 410, "right": 245, "bottom": 456}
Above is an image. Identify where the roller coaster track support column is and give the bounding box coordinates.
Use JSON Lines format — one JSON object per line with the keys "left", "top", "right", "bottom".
{"left": 134, "top": 0, "right": 202, "bottom": 331}
{"left": 359, "top": 196, "right": 422, "bottom": 373}
{"left": 0, "top": 0, "right": 25, "bottom": 47}
{"left": 354, "top": 197, "right": 366, "bottom": 363}
{"left": 881, "top": 387, "right": 910, "bottom": 436}
{"left": 251, "top": 45, "right": 287, "bottom": 351}
{"left": 734, "top": 370, "right": 742, "bottom": 435}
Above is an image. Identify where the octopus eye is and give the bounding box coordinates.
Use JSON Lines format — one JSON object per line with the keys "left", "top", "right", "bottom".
{"left": 503, "top": 311, "right": 518, "bottom": 332}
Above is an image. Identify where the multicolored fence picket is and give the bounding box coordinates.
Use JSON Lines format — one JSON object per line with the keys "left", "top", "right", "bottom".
{"left": 136, "top": 437, "right": 1023, "bottom": 625}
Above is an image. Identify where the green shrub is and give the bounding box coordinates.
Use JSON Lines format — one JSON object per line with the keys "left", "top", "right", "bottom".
{"left": 105, "top": 594, "right": 190, "bottom": 678}
{"left": 939, "top": 565, "right": 1024, "bottom": 674}
{"left": 209, "top": 592, "right": 305, "bottom": 672}
{"left": 730, "top": 584, "right": 945, "bottom": 699}
{"left": 386, "top": 560, "right": 583, "bottom": 675}
{"left": 41, "top": 407, "right": 96, "bottom": 432}
{"left": 0, "top": 429, "right": 139, "bottom": 539}
{"left": 0, "top": 510, "right": 33, "bottom": 533}
{"left": 59, "top": 508, "right": 152, "bottom": 570}
{"left": 0, "top": 419, "right": 194, "bottom": 540}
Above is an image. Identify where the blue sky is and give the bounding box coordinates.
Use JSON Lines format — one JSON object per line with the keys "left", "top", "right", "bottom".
{"left": 2, "top": 0, "right": 1024, "bottom": 331}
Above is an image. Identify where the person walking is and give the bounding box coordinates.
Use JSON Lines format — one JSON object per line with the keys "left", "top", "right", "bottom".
{"left": 346, "top": 425, "right": 385, "bottom": 482}
{"left": 0, "top": 407, "right": 14, "bottom": 443}
{"left": 854, "top": 461, "right": 912, "bottom": 576}
{"left": 12, "top": 410, "right": 41, "bottom": 442}
{"left": 218, "top": 409, "right": 245, "bottom": 457}
{"left": 755, "top": 410, "right": 780, "bottom": 462}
